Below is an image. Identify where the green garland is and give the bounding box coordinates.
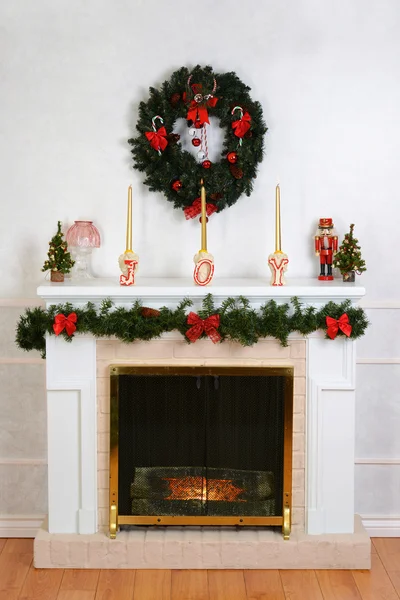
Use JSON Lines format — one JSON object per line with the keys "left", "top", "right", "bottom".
{"left": 128, "top": 65, "right": 267, "bottom": 214}
{"left": 16, "top": 295, "right": 368, "bottom": 359}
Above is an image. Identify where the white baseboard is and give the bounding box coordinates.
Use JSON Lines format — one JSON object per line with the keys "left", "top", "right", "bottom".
{"left": 0, "top": 514, "right": 398, "bottom": 539}
{"left": 362, "top": 516, "right": 400, "bottom": 537}
{"left": 0, "top": 515, "right": 45, "bottom": 538}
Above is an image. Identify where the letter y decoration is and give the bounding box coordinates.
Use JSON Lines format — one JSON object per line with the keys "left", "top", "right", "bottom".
{"left": 268, "top": 184, "right": 289, "bottom": 286}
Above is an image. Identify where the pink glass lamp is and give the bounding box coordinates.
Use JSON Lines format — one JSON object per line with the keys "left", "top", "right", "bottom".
{"left": 66, "top": 220, "right": 101, "bottom": 279}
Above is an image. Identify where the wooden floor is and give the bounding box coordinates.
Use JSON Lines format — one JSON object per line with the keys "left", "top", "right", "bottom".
{"left": 0, "top": 538, "right": 400, "bottom": 599}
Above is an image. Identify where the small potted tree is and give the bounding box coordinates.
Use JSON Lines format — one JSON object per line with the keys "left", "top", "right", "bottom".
{"left": 333, "top": 223, "right": 366, "bottom": 282}
{"left": 42, "top": 221, "right": 75, "bottom": 282}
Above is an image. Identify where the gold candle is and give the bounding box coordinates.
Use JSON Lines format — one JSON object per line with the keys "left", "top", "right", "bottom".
{"left": 200, "top": 179, "right": 207, "bottom": 252}
{"left": 275, "top": 184, "right": 282, "bottom": 253}
{"left": 126, "top": 185, "right": 132, "bottom": 251}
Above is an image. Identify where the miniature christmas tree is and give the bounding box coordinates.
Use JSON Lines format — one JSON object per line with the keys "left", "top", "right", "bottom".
{"left": 42, "top": 221, "right": 75, "bottom": 282}
{"left": 333, "top": 223, "right": 366, "bottom": 282}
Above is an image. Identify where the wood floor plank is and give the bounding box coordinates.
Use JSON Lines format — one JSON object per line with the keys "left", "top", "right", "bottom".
{"left": 373, "top": 538, "right": 400, "bottom": 595}
{"left": 171, "top": 570, "right": 208, "bottom": 600}
{"left": 352, "top": 553, "right": 399, "bottom": 600}
{"left": 374, "top": 538, "right": 400, "bottom": 573}
{"left": 19, "top": 565, "right": 63, "bottom": 600}
{"left": 95, "top": 570, "right": 135, "bottom": 600}
{"left": 385, "top": 571, "right": 400, "bottom": 598}
{"left": 315, "top": 570, "right": 361, "bottom": 599}
{"left": 208, "top": 570, "right": 247, "bottom": 600}
{"left": 279, "top": 570, "right": 323, "bottom": 600}
{"left": 244, "top": 570, "right": 285, "bottom": 599}
{"left": 57, "top": 592, "right": 95, "bottom": 600}
{"left": 0, "top": 591, "right": 19, "bottom": 600}
{"left": 133, "top": 570, "right": 171, "bottom": 600}
{"left": 60, "top": 569, "right": 99, "bottom": 591}
{"left": 0, "top": 550, "right": 32, "bottom": 593}
{"left": 4, "top": 539, "right": 34, "bottom": 555}
{"left": 0, "top": 540, "right": 7, "bottom": 555}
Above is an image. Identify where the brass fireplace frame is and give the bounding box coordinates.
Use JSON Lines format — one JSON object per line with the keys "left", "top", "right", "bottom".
{"left": 109, "top": 365, "right": 293, "bottom": 539}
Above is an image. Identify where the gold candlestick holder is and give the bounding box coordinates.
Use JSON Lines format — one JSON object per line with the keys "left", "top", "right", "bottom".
{"left": 193, "top": 179, "right": 214, "bottom": 286}
{"left": 119, "top": 185, "right": 139, "bottom": 286}
{"left": 268, "top": 184, "right": 289, "bottom": 286}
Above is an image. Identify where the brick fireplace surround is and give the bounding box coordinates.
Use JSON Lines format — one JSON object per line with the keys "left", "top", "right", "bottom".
{"left": 34, "top": 278, "right": 370, "bottom": 569}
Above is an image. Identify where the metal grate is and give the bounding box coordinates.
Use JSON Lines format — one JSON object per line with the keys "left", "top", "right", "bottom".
{"left": 116, "top": 371, "right": 288, "bottom": 520}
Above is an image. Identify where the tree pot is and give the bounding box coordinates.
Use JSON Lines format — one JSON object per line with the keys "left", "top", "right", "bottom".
{"left": 342, "top": 271, "right": 355, "bottom": 283}
{"left": 50, "top": 270, "right": 64, "bottom": 282}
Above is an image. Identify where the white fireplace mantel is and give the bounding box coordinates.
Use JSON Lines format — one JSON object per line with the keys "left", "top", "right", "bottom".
{"left": 37, "top": 276, "right": 365, "bottom": 309}
{"left": 37, "top": 277, "right": 367, "bottom": 555}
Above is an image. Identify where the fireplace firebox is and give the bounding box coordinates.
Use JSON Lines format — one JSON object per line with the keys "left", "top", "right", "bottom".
{"left": 109, "top": 366, "right": 293, "bottom": 539}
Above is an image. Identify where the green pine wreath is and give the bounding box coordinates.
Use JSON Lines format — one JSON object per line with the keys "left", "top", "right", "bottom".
{"left": 128, "top": 65, "right": 267, "bottom": 215}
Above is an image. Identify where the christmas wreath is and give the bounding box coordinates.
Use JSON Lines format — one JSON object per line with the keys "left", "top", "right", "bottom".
{"left": 16, "top": 295, "right": 368, "bottom": 359}
{"left": 128, "top": 65, "right": 267, "bottom": 217}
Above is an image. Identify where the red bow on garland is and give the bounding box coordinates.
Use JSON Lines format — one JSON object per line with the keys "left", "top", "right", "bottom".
{"left": 232, "top": 112, "right": 251, "bottom": 138}
{"left": 145, "top": 127, "right": 168, "bottom": 152}
{"left": 326, "top": 314, "right": 352, "bottom": 340}
{"left": 53, "top": 313, "right": 77, "bottom": 336}
{"left": 186, "top": 86, "right": 218, "bottom": 126}
{"left": 184, "top": 198, "right": 218, "bottom": 220}
{"left": 186, "top": 312, "right": 221, "bottom": 344}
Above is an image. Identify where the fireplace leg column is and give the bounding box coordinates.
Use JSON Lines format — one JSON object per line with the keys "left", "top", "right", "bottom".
{"left": 306, "top": 336, "right": 356, "bottom": 535}
{"left": 46, "top": 335, "right": 98, "bottom": 534}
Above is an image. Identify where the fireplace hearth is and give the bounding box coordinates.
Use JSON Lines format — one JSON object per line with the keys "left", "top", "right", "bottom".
{"left": 110, "top": 366, "right": 293, "bottom": 537}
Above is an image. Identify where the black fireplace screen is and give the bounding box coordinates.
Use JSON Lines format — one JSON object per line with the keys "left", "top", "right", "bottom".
{"left": 114, "top": 369, "right": 291, "bottom": 520}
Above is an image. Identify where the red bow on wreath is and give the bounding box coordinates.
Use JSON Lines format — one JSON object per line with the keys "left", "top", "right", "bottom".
{"left": 232, "top": 112, "right": 251, "bottom": 138}
{"left": 184, "top": 198, "right": 218, "bottom": 220}
{"left": 186, "top": 312, "right": 221, "bottom": 344}
{"left": 53, "top": 313, "right": 77, "bottom": 336}
{"left": 186, "top": 85, "right": 218, "bottom": 127}
{"left": 326, "top": 314, "right": 352, "bottom": 340}
{"left": 145, "top": 127, "right": 168, "bottom": 152}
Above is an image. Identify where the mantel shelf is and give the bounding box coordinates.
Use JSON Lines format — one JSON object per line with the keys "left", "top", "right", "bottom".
{"left": 37, "top": 277, "right": 365, "bottom": 308}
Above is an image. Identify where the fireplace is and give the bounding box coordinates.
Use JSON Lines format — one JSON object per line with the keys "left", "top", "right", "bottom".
{"left": 34, "top": 278, "right": 370, "bottom": 569}
{"left": 109, "top": 366, "right": 293, "bottom": 537}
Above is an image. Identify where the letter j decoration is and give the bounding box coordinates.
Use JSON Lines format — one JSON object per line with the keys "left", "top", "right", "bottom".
{"left": 119, "top": 185, "right": 140, "bottom": 286}
{"left": 268, "top": 184, "right": 289, "bottom": 286}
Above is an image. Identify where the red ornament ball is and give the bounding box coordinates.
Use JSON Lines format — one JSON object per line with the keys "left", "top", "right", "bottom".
{"left": 202, "top": 160, "right": 212, "bottom": 169}
{"left": 170, "top": 93, "right": 181, "bottom": 107}
{"left": 227, "top": 151, "right": 238, "bottom": 164}
{"left": 171, "top": 180, "right": 182, "bottom": 192}
{"left": 192, "top": 138, "right": 201, "bottom": 147}
{"left": 194, "top": 119, "right": 203, "bottom": 129}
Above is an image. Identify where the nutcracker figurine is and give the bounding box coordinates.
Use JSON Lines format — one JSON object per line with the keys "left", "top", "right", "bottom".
{"left": 314, "top": 218, "right": 338, "bottom": 281}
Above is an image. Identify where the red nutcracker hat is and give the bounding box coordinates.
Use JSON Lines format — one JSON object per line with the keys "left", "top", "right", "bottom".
{"left": 319, "top": 218, "right": 333, "bottom": 228}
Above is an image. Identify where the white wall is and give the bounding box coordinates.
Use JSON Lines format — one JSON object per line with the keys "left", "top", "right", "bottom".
{"left": 0, "top": 0, "right": 399, "bottom": 534}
